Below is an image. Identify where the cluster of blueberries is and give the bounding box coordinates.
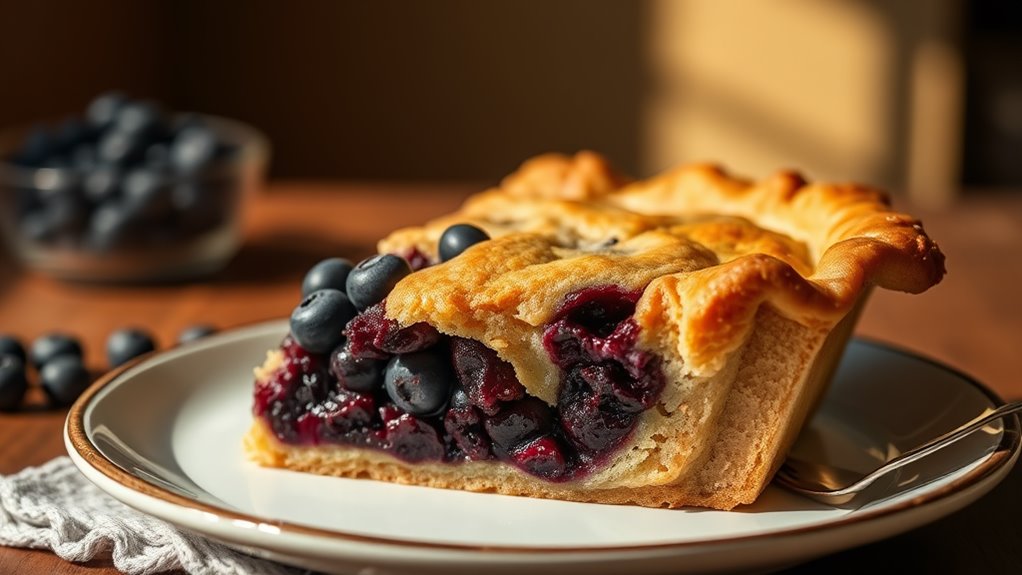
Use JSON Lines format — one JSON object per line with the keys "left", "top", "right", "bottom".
{"left": 9, "top": 92, "right": 238, "bottom": 251}
{"left": 0, "top": 324, "right": 216, "bottom": 412}
{"left": 289, "top": 224, "right": 489, "bottom": 414}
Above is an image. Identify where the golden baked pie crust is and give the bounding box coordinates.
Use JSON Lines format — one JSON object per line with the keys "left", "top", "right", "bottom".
{"left": 380, "top": 151, "right": 943, "bottom": 381}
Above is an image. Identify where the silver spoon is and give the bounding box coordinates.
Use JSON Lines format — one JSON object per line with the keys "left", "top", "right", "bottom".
{"left": 775, "top": 401, "right": 1022, "bottom": 507}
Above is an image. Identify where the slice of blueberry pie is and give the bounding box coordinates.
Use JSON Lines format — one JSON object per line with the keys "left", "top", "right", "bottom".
{"left": 245, "top": 152, "right": 945, "bottom": 510}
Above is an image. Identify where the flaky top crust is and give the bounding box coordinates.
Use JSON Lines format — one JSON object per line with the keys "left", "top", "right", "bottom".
{"left": 378, "top": 152, "right": 945, "bottom": 395}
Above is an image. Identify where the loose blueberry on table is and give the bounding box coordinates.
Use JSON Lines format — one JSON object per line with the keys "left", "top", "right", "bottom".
{"left": 40, "top": 355, "right": 91, "bottom": 407}
{"left": 106, "top": 327, "right": 157, "bottom": 368}
{"left": 0, "top": 335, "right": 27, "bottom": 365}
{"left": 0, "top": 354, "right": 29, "bottom": 412}
{"left": 30, "top": 333, "right": 83, "bottom": 370}
{"left": 254, "top": 224, "right": 665, "bottom": 482}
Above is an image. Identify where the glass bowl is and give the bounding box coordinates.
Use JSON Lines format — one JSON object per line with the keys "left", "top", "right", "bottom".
{"left": 0, "top": 115, "right": 269, "bottom": 282}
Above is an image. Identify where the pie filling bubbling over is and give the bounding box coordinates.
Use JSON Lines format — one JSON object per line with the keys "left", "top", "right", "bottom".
{"left": 252, "top": 285, "right": 665, "bottom": 482}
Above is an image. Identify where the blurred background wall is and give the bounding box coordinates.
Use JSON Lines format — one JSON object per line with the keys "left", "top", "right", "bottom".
{"left": 1, "top": 0, "right": 1019, "bottom": 202}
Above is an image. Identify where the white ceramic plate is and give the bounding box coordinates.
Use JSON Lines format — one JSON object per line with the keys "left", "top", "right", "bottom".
{"left": 65, "top": 320, "right": 1020, "bottom": 574}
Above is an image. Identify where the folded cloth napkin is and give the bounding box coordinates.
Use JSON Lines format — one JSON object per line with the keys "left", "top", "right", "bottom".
{"left": 0, "top": 457, "right": 301, "bottom": 575}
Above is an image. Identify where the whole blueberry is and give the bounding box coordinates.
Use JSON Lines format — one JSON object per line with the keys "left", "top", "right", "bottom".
{"left": 177, "top": 324, "right": 216, "bottom": 345}
{"left": 302, "top": 258, "right": 354, "bottom": 297}
{"left": 87, "top": 201, "right": 136, "bottom": 252}
{"left": 383, "top": 351, "right": 453, "bottom": 416}
{"left": 439, "top": 224, "right": 489, "bottom": 262}
{"left": 86, "top": 92, "right": 127, "bottom": 129}
{"left": 346, "top": 254, "right": 412, "bottom": 311}
{"left": 106, "top": 328, "right": 156, "bottom": 368}
{"left": 40, "top": 355, "right": 91, "bottom": 406}
{"left": 289, "top": 289, "right": 358, "bottom": 354}
{"left": 115, "top": 101, "right": 164, "bottom": 136}
{"left": 0, "top": 355, "right": 28, "bottom": 412}
{"left": 170, "top": 126, "right": 218, "bottom": 173}
{"left": 97, "top": 129, "right": 146, "bottom": 166}
{"left": 30, "top": 333, "right": 83, "bottom": 369}
{"left": 0, "top": 335, "right": 26, "bottom": 364}
{"left": 83, "top": 166, "right": 122, "bottom": 204}
{"left": 330, "top": 343, "right": 386, "bottom": 392}
{"left": 122, "top": 168, "right": 173, "bottom": 219}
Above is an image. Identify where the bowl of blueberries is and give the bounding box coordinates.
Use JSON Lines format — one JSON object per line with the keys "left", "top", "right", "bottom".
{"left": 0, "top": 92, "right": 269, "bottom": 282}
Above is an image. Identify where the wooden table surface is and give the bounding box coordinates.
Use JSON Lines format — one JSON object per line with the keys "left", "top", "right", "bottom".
{"left": 0, "top": 183, "right": 1020, "bottom": 574}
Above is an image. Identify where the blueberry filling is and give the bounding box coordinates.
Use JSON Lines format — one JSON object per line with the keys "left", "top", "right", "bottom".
{"left": 254, "top": 285, "right": 665, "bottom": 481}
{"left": 254, "top": 246, "right": 665, "bottom": 481}
{"left": 451, "top": 337, "right": 525, "bottom": 416}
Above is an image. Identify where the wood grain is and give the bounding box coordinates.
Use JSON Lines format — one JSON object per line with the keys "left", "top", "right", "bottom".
{"left": 0, "top": 183, "right": 1019, "bottom": 574}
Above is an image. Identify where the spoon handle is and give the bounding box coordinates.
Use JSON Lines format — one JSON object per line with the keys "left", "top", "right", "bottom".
{"left": 854, "top": 400, "right": 1022, "bottom": 491}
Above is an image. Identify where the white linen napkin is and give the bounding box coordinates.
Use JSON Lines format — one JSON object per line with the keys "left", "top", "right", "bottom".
{"left": 0, "top": 457, "right": 301, "bottom": 575}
